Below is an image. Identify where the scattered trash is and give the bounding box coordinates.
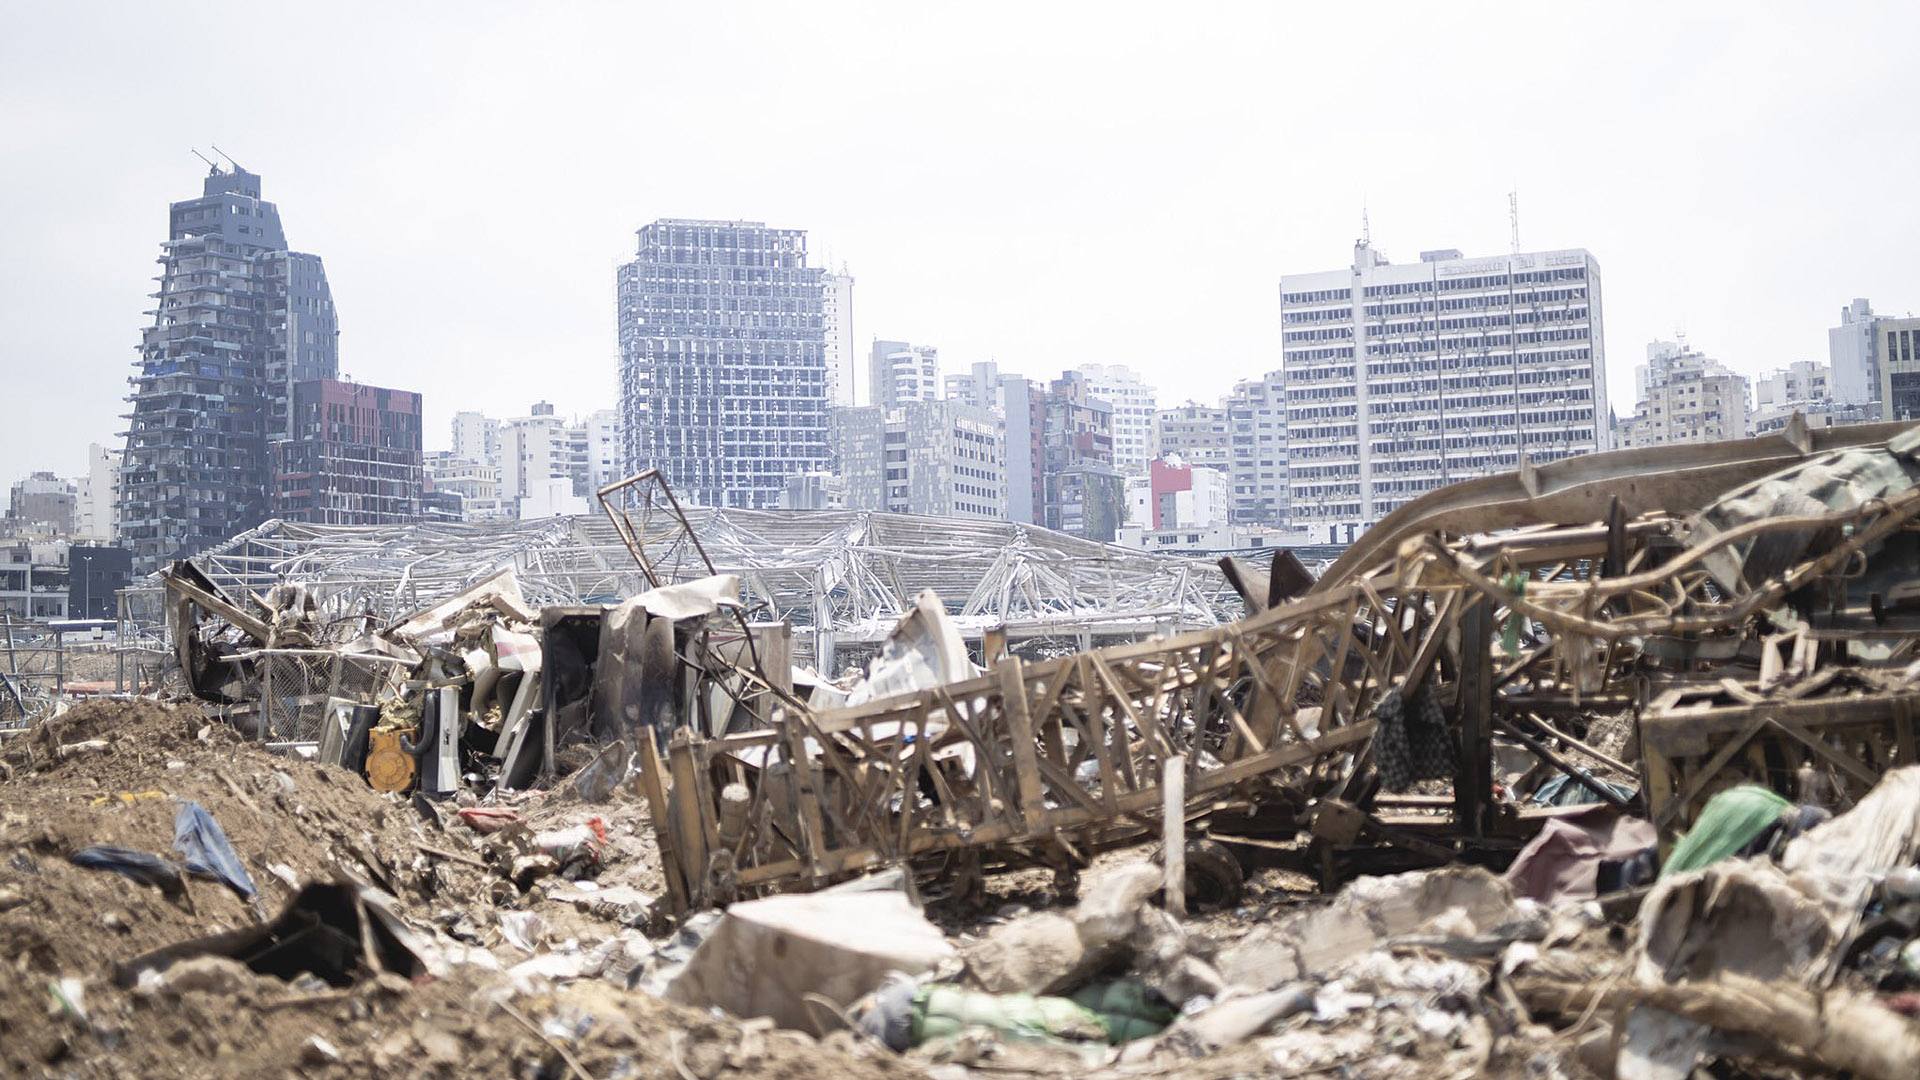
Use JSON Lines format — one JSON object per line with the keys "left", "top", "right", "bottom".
{"left": 171, "top": 800, "right": 256, "bottom": 898}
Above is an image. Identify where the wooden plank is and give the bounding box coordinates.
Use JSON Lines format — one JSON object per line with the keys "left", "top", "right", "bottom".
{"left": 997, "top": 658, "right": 1047, "bottom": 830}
{"left": 1765, "top": 714, "right": 1881, "bottom": 790}
{"left": 633, "top": 731, "right": 687, "bottom": 914}
{"left": 1455, "top": 597, "right": 1493, "bottom": 836}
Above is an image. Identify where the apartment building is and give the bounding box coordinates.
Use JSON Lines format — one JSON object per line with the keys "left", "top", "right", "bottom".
{"left": 1752, "top": 360, "right": 1835, "bottom": 434}
{"left": 75, "top": 444, "right": 120, "bottom": 542}
{"left": 1617, "top": 341, "right": 1751, "bottom": 448}
{"left": 617, "top": 219, "right": 829, "bottom": 509}
{"left": 870, "top": 340, "right": 941, "bottom": 411}
{"left": 7, "top": 473, "right": 76, "bottom": 536}
{"left": 1152, "top": 403, "right": 1232, "bottom": 471}
{"left": 823, "top": 270, "right": 856, "bottom": 406}
{"left": 1074, "top": 363, "right": 1157, "bottom": 475}
{"left": 1281, "top": 242, "right": 1607, "bottom": 545}
{"left": 270, "top": 379, "right": 423, "bottom": 525}
{"left": 946, "top": 361, "right": 1043, "bottom": 524}
{"left": 835, "top": 400, "right": 1006, "bottom": 519}
{"left": 424, "top": 452, "right": 507, "bottom": 521}
{"left": 1043, "top": 372, "right": 1124, "bottom": 541}
{"left": 1224, "top": 372, "right": 1289, "bottom": 527}
{"left": 1830, "top": 298, "right": 1885, "bottom": 409}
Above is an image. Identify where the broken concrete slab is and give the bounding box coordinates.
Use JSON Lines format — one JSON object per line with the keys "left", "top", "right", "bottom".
{"left": 663, "top": 889, "right": 957, "bottom": 1035}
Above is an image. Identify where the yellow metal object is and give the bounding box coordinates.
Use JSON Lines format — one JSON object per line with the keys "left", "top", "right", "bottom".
{"left": 365, "top": 728, "right": 417, "bottom": 793}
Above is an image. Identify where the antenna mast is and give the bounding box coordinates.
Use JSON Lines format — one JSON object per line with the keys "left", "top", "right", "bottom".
{"left": 1508, "top": 189, "right": 1520, "bottom": 254}
{"left": 190, "top": 148, "right": 219, "bottom": 174}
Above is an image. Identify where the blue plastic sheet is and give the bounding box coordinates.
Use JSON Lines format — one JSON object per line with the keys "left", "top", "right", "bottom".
{"left": 172, "top": 800, "right": 256, "bottom": 898}
{"left": 70, "top": 845, "right": 185, "bottom": 895}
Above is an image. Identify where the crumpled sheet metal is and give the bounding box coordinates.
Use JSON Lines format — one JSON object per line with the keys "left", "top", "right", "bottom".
{"left": 1690, "top": 445, "right": 1920, "bottom": 595}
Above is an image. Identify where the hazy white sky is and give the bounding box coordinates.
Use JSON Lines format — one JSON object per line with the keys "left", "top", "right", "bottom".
{"left": 3, "top": 1, "right": 1917, "bottom": 477}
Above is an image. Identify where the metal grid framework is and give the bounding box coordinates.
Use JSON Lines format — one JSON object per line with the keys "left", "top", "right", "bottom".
{"left": 124, "top": 509, "right": 1242, "bottom": 665}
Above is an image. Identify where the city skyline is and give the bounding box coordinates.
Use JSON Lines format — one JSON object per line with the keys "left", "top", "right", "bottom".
{"left": 5, "top": 3, "right": 1920, "bottom": 477}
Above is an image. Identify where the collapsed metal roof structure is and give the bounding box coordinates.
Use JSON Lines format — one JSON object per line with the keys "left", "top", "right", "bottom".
{"left": 124, "top": 510, "right": 1242, "bottom": 666}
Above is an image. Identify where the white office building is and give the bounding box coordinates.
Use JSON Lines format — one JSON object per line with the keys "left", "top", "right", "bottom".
{"left": 1830, "top": 298, "right": 1883, "bottom": 409}
{"left": 1281, "top": 242, "right": 1607, "bottom": 545}
{"left": 1074, "top": 363, "right": 1158, "bottom": 475}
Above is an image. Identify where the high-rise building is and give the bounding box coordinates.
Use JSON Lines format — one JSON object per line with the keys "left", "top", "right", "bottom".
{"left": 869, "top": 340, "right": 940, "bottom": 411}
{"left": 1617, "top": 340, "right": 1751, "bottom": 448}
{"left": 946, "top": 361, "right": 1043, "bottom": 524}
{"left": 1223, "top": 372, "right": 1289, "bottom": 526}
{"left": 120, "top": 164, "right": 340, "bottom": 571}
{"left": 823, "top": 269, "right": 857, "bottom": 407}
{"left": 617, "top": 219, "right": 828, "bottom": 508}
{"left": 1281, "top": 242, "right": 1607, "bottom": 545}
{"left": 270, "top": 379, "right": 423, "bottom": 524}
{"left": 1073, "top": 364, "right": 1157, "bottom": 475}
{"left": 834, "top": 400, "right": 1006, "bottom": 519}
{"left": 1152, "top": 403, "right": 1232, "bottom": 471}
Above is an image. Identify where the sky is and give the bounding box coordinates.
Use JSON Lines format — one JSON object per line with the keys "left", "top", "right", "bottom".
{"left": 2, "top": 1, "right": 1917, "bottom": 478}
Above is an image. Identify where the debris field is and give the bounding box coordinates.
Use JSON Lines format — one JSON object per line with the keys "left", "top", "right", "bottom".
{"left": 9, "top": 424, "right": 1920, "bottom": 1078}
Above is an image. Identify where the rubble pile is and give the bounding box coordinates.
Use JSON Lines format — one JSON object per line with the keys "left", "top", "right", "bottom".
{"left": 14, "top": 426, "right": 1920, "bottom": 1077}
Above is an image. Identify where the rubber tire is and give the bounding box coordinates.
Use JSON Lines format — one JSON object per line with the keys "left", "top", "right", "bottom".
{"left": 1182, "top": 838, "right": 1246, "bottom": 914}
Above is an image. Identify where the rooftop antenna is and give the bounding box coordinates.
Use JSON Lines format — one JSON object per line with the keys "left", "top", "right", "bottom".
{"left": 1508, "top": 189, "right": 1520, "bottom": 254}
{"left": 209, "top": 145, "right": 245, "bottom": 172}
{"left": 1361, "top": 204, "right": 1371, "bottom": 245}
{"left": 190, "top": 148, "right": 220, "bottom": 175}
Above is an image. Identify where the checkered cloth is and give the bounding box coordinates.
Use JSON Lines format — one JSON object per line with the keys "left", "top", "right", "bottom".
{"left": 1372, "top": 684, "right": 1457, "bottom": 792}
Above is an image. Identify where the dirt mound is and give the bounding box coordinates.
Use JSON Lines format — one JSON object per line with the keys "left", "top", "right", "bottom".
{"left": 0, "top": 700, "right": 920, "bottom": 1080}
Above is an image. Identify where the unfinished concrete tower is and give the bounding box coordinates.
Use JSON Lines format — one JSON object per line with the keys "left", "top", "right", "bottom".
{"left": 616, "top": 219, "right": 829, "bottom": 508}
{"left": 118, "top": 163, "right": 338, "bottom": 573}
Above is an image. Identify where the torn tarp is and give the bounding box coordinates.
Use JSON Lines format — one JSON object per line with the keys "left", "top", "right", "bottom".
{"left": 1503, "top": 805, "right": 1656, "bottom": 904}
{"left": 172, "top": 800, "right": 256, "bottom": 898}
{"left": 844, "top": 589, "right": 979, "bottom": 709}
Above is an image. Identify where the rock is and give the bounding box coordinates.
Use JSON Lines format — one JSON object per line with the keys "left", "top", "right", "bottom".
{"left": 966, "top": 865, "right": 1168, "bottom": 995}
{"left": 1072, "top": 864, "right": 1161, "bottom": 948}
{"left": 301, "top": 1036, "right": 342, "bottom": 1064}
{"left": 0, "top": 886, "right": 27, "bottom": 912}
{"left": 146, "top": 956, "right": 256, "bottom": 997}
{"left": 99, "top": 910, "right": 130, "bottom": 934}
{"left": 963, "top": 912, "right": 1091, "bottom": 995}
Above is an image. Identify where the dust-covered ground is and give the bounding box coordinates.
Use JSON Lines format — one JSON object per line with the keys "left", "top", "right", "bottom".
{"left": 1, "top": 699, "right": 1624, "bottom": 1080}
{"left": 0, "top": 699, "right": 918, "bottom": 1080}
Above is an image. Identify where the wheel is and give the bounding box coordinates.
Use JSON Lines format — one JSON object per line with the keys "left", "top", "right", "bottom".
{"left": 1181, "top": 838, "right": 1246, "bottom": 914}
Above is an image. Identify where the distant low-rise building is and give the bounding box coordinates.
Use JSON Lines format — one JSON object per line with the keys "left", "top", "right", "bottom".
{"left": 835, "top": 400, "right": 1006, "bottom": 519}
{"left": 1617, "top": 340, "right": 1751, "bottom": 448}
{"left": 1152, "top": 403, "right": 1232, "bottom": 471}
{"left": 7, "top": 473, "right": 76, "bottom": 536}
